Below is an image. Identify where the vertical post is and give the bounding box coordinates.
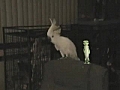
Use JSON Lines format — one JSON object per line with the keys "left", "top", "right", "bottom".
{"left": 3, "top": 27, "right": 7, "bottom": 90}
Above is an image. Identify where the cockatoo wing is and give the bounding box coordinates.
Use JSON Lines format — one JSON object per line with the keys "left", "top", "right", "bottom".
{"left": 57, "top": 36, "right": 78, "bottom": 58}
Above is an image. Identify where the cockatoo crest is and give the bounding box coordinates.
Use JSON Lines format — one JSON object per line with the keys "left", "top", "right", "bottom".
{"left": 47, "top": 18, "right": 61, "bottom": 38}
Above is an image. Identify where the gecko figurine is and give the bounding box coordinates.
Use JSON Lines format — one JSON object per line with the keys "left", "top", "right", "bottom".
{"left": 83, "top": 40, "right": 90, "bottom": 64}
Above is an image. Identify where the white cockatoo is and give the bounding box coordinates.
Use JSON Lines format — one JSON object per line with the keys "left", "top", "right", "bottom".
{"left": 47, "top": 18, "right": 80, "bottom": 60}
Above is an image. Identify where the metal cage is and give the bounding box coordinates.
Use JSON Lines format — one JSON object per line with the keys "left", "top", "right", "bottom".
{"left": 3, "top": 25, "right": 71, "bottom": 90}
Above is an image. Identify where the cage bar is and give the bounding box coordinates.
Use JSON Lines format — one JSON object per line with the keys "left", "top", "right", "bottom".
{"left": 3, "top": 25, "right": 71, "bottom": 90}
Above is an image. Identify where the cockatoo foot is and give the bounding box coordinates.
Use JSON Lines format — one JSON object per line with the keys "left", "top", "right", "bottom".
{"left": 59, "top": 56, "right": 68, "bottom": 59}
{"left": 58, "top": 57, "right": 65, "bottom": 60}
{"left": 64, "top": 56, "right": 68, "bottom": 58}
{"left": 76, "top": 57, "right": 80, "bottom": 61}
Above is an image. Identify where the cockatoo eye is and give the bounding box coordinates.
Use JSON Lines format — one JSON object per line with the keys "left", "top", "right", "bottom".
{"left": 52, "top": 35, "right": 54, "bottom": 38}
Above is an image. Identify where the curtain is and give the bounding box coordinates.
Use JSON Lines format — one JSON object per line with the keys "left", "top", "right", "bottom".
{"left": 0, "top": 0, "right": 78, "bottom": 42}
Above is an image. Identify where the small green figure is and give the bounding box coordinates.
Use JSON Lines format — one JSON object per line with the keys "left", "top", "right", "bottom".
{"left": 83, "top": 40, "right": 90, "bottom": 64}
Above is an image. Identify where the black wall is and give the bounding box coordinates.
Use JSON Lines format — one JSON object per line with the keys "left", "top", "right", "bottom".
{"left": 71, "top": 20, "right": 120, "bottom": 68}
{"left": 78, "top": 0, "right": 120, "bottom": 20}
